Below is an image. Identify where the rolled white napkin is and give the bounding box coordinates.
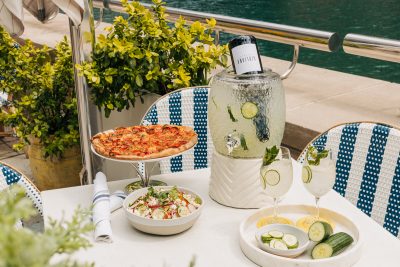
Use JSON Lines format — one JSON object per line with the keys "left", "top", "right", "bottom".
{"left": 92, "top": 173, "right": 127, "bottom": 243}
{"left": 92, "top": 172, "right": 112, "bottom": 243}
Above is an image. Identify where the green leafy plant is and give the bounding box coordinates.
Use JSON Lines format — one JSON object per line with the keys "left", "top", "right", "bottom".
{"left": 263, "top": 145, "right": 280, "bottom": 166}
{"left": 77, "top": 0, "right": 228, "bottom": 117}
{"left": 0, "top": 185, "right": 94, "bottom": 267}
{"left": 306, "top": 146, "right": 329, "bottom": 166}
{"left": 0, "top": 27, "right": 79, "bottom": 158}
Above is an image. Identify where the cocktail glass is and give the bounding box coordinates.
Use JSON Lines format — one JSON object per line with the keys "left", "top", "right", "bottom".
{"left": 298, "top": 146, "right": 336, "bottom": 229}
{"left": 259, "top": 146, "right": 293, "bottom": 224}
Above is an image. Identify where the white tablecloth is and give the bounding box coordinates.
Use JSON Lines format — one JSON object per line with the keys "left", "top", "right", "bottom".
{"left": 42, "top": 161, "right": 400, "bottom": 266}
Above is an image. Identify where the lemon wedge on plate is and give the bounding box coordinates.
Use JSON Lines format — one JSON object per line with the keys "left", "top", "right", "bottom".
{"left": 296, "top": 216, "right": 335, "bottom": 232}
{"left": 256, "top": 216, "right": 294, "bottom": 228}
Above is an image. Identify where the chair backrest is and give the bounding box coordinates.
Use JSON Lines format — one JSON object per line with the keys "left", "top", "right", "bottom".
{"left": 141, "top": 86, "right": 212, "bottom": 174}
{"left": 0, "top": 161, "right": 42, "bottom": 216}
{"left": 297, "top": 122, "right": 400, "bottom": 238}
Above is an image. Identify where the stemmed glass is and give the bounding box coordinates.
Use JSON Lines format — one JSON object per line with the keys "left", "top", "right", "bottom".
{"left": 300, "top": 145, "right": 336, "bottom": 225}
{"left": 259, "top": 146, "right": 293, "bottom": 224}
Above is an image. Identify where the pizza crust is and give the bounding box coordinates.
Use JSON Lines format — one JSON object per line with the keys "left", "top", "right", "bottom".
{"left": 91, "top": 125, "right": 198, "bottom": 161}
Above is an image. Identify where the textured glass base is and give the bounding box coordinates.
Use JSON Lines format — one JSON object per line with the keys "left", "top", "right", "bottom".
{"left": 125, "top": 180, "right": 167, "bottom": 194}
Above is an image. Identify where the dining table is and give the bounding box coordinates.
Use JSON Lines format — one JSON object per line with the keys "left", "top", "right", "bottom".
{"left": 41, "top": 160, "right": 400, "bottom": 267}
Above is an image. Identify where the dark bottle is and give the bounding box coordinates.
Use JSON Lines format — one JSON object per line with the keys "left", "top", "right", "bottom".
{"left": 228, "top": 35, "right": 264, "bottom": 75}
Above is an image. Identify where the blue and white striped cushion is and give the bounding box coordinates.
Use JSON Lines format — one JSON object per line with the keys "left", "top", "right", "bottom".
{"left": 141, "top": 86, "right": 212, "bottom": 174}
{"left": 0, "top": 162, "right": 43, "bottom": 216}
{"left": 298, "top": 122, "right": 400, "bottom": 238}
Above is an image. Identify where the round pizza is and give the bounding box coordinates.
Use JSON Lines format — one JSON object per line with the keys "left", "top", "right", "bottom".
{"left": 91, "top": 124, "right": 198, "bottom": 160}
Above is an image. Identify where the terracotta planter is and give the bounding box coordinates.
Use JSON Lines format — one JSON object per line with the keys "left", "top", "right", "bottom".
{"left": 28, "top": 138, "right": 82, "bottom": 191}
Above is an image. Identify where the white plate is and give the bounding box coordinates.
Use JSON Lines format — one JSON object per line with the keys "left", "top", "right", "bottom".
{"left": 239, "top": 205, "right": 363, "bottom": 267}
{"left": 90, "top": 143, "right": 196, "bottom": 163}
{"left": 123, "top": 186, "right": 204, "bottom": 235}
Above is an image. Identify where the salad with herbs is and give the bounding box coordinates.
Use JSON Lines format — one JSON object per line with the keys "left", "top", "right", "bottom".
{"left": 128, "top": 186, "right": 202, "bottom": 220}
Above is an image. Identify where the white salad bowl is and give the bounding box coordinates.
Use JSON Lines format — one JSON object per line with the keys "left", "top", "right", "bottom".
{"left": 255, "top": 224, "right": 310, "bottom": 258}
{"left": 123, "top": 186, "right": 204, "bottom": 235}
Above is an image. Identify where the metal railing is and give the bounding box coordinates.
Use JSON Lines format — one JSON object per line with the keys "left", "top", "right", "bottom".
{"left": 343, "top": 34, "right": 400, "bottom": 63}
{"left": 93, "top": 0, "right": 341, "bottom": 79}
{"left": 94, "top": 1, "right": 400, "bottom": 75}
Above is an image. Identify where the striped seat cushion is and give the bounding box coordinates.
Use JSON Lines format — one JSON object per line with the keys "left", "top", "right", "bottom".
{"left": 0, "top": 162, "right": 43, "bottom": 216}
{"left": 141, "top": 86, "right": 213, "bottom": 174}
{"left": 298, "top": 122, "right": 400, "bottom": 238}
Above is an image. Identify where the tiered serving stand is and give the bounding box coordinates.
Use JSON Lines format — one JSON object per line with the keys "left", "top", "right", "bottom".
{"left": 91, "top": 142, "right": 197, "bottom": 193}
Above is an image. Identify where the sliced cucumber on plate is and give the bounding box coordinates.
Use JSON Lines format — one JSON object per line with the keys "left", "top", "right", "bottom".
{"left": 259, "top": 230, "right": 300, "bottom": 251}
{"left": 308, "top": 221, "right": 333, "bottom": 242}
{"left": 261, "top": 233, "right": 273, "bottom": 243}
{"left": 272, "top": 240, "right": 288, "bottom": 250}
{"left": 311, "top": 232, "right": 354, "bottom": 259}
{"left": 282, "top": 233, "right": 299, "bottom": 249}
{"left": 268, "top": 230, "right": 284, "bottom": 238}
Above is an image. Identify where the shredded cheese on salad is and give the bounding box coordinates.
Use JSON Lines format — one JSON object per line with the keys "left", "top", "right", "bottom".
{"left": 129, "top": 187, "right": 202, "bottom": 220}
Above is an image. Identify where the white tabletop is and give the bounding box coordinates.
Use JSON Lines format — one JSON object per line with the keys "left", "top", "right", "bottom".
{"left": 42, "top": 161, "right": 400, "bottom": 267}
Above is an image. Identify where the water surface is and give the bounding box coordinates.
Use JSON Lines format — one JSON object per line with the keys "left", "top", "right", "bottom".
{"left": 103, "top": 0, "right": 400, "bottom": 83}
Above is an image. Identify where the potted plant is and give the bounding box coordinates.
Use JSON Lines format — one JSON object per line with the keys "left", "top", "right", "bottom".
{"left": 0, "top": 27, "right": 81, "bottom": 190}
{"left": 77, "top": 0, "right": 228, "bottom": 118}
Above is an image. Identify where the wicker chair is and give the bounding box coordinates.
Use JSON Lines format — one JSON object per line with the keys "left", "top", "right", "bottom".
{"left": 0, "top": 161, "right": 42, "bottom": 217}
{"left": 141, "top": 86, "right": 212, "bottom": 174}
{"left": 297, "top": 122, "right": 400, "bottom": 238}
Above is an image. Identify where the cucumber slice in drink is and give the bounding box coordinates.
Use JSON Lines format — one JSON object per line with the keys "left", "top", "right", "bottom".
{"left": 272, "top": 240, "right": 288, "bottom": 250}
{"left": 302, "top": 166, "right": 312, "bottom": 184}
{"left": 260, "top": 167, "right": 268, "bottom": 189}
{"left": 241, "top": 102, "right": 259, "bottom": 119}
{"left": 268, "top": 230, "right": 284, "bottom": 238}
{"left": 262, "top": 169, "right": 280, "bottom": 186}
{"left": 282, "top": 234, "right": 298, "bottom": 249}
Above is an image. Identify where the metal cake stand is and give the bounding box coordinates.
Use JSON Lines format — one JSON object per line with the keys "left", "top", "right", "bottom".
{"left": 91, "top": 143, "right": 197, "bottom": 193}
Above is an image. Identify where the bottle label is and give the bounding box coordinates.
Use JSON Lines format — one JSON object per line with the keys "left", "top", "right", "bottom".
{"left": 231, "top": 43, "right": 262, "bottom": 74}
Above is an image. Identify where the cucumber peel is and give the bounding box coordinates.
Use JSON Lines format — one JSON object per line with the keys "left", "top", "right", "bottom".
{"left": 227, "top": 105, "right": 238, "bottom": 122}
{"left": 240, "top": 134, "right": 249, "bottom": 150}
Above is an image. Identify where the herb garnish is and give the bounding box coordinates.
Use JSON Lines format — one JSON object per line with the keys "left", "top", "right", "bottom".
{"left": 263, "top": 146, "right": 279, "bottom": 166}
{"left": 227, "top": 105, "right": 238, "bottom": 122}
{"left": 240, "top": 134, "right": 249, "bottom": 150}
{"left": 307, "top": 146, "right": 329, "bottom": 166}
